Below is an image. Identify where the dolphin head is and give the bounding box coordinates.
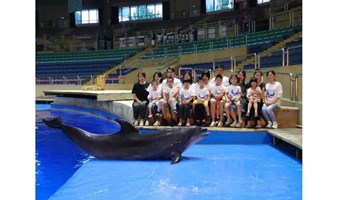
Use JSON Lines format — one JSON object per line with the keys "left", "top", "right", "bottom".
{"left": 171, "top": 126, "right": 209, "bottom": 152}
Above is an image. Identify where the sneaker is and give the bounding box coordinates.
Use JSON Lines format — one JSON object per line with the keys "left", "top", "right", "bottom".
{"left": 245, "top": 123, "right": 252, "bottom": 128}
{"left": 266, "top": 121, "right": 272, "bottom": 128}
{"left": 210, "top": 121, "right": 216, "bottom": 127}
{"left": 235, "top": 122, "right": 242, "bottom": 128}
{"left": 133, "top": 120, "right": 139, "bottom": 126}
{"left": 272, "top": 121, "right": 278, "bottom": 129}
{"left": 230, "top": 121, "right": 237, "bottom": 127}
{"left": 145, "top": 121, "right": 149, "bottom": 126}
{"left": 255, "top": 124, "right": 262, "bottom": 128}
{"left": 148, "top": 114, "right": 153, "bottom": 118}
{"left": 245, "top": 113, "right": 250, "bottom": 117}
{"left": 225, "top": 119, "right": 233, "bottom": 126}
{"left": 153, "top": 121, "right": 160, "bottom": 126}
{"left": 177, "top": 122, "right": 182, "bottom": 126}
{"left": 139, "top": 120, "right": 144, "bottom": 126}
{"left": 217, "top": 122, "right": 223, "bottom": 127}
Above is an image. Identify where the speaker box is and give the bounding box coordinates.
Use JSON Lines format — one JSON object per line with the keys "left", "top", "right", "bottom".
{"left": 163, "top": 1, "right": 170, "bottom": 20}
{"left": 201, "top": 0, "right": 206, "bottom": 14}
{"left": 69, "top": 12, "right": 75, "bottom": 27}
{"left": 111, "top": 7, "right": 119, "bottom": 25}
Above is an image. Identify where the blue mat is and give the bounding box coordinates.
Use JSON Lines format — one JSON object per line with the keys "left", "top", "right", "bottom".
{"left": 50, "top": 144, "right": 302, "bottom": 200}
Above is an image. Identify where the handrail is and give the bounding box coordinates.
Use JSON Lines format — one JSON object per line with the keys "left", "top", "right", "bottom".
{"left": 275, "top": 72, "right": 296, "bottom": 101}
{"left": 295, "top": 73, "right": 302, "bottom": 102}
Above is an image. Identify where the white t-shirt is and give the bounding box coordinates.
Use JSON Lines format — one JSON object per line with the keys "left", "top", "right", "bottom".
{"left": 162, "top": 77, "right": 182, "bottom": 90}
{"left": 209, "top": 76, "right": 230, "bottom": 87}
{"left": 265, "top": 81, "right": 283, "bottom": 105}
{"left": 194, "top": 86, "right": 209, "bottom": 100}
{"left": 226, "top": 85, "right": 242, "bottom": 100}
{"left": 179, "top": 87, "right": 195, "bottom": 101}
{"left": 210, "top": 84, "right": 226, "bottom": 98}
{"left": 247, "top": 86, "right": 262, "bottom": 99}
{"left": 148, "top": 89, "right": 162, "bottom": 102}
{"left": 163, "top": 85, "right": 178, "bottom": 99}
{"left": 147, "top": 83, "right": 162, "bottom": 94}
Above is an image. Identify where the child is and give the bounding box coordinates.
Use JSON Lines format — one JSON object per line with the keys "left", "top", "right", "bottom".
{"left": 161, "top": 77, "right": 179, "bottom": 125}
{"left": 246, "top": 77, "right": 262, "bottom": 118}
{"left": 178, "top": 79, "right": 194, "bottom": 126}
{"left": 193, "top": 77, "right": 210, "bottom": 125}
{"left": 224, "top": 74, "right": 243, "bottom": 128}
{"left": 209, "top": 74, "right": 226, "bottom": 127}
{"left": 146, "top": 80, "right": 162, "bottom": 126}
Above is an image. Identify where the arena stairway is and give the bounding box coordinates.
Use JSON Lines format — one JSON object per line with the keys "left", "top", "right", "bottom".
{"left": 236, "top": 31, "right": 302, "bottom": 70}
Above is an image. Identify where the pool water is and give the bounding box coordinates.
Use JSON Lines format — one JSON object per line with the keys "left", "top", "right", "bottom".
{"left": 36, "top": 104, "right": 302, "bottom": 200}
{"left": 36, "top": 104, "right": 121, "bottom": 200}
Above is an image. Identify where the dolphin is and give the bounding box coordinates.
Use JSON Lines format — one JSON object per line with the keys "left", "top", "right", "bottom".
{"left": 42, "top": 117, "right": 208, "bottom": 164}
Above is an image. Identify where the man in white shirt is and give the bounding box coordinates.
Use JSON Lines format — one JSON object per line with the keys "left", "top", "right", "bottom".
{"left": 209, "top": 64, "right": 230, "bottom": 87}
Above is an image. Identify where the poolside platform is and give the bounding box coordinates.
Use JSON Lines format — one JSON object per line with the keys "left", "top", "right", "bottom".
{"left": 43, "top": 89, "right": 133, "bottom": 101}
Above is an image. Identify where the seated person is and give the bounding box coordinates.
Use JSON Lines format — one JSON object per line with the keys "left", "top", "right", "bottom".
{"left": 192, "top": 77, "right": 210, "bottom": 126}
{"left": 178, "top": 79, "right": 194, "bottom": 126}
{"left": 161, "top": 77, "right": 179, "bottom": 125}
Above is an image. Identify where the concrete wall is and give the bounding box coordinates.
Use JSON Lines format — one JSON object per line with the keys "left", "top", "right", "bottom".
{"left": 53, "top": 96, "right": 134, "bottom": 123}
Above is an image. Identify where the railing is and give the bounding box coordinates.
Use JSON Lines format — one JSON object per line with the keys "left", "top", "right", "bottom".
{"left": 36, "top": 75, "right": 124, "bottom": 85}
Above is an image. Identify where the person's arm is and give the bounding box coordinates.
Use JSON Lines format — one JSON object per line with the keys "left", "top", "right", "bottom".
{"left": 133, "top": 93, "right": 141, "bottom": 103}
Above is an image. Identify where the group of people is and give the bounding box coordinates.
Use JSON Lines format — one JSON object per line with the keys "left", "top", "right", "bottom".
{"left": 131, "top": 65, "right": 283, "bottom": 129}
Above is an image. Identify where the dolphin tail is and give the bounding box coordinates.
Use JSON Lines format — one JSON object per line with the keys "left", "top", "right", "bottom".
{"left": 42, "top": 116, "right": 63, "bottom": 129}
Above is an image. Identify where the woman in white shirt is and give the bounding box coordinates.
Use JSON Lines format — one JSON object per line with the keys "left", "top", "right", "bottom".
{"left": 262, "top": 70, "right": 283, "bottom": 129}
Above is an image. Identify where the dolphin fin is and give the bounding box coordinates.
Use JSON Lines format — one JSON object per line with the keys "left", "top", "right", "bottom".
{"left": 115, "top": 118, "right": 139, "bottom": 135}
{"left": 170, "top": 152, "right": 182, "bottom": 164}
{"left": 42, "top": 116, "right": 63, "bottom": 129}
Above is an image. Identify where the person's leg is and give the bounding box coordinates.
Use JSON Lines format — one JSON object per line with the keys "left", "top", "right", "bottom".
{"left": 229, "top": 105, "right": 238, "bottom": 127}
{"left": 253, "top": 99, "right": 258, "bottom": 117}
{"left": 218, "top": 100, "right": 225, "bottom": 127}
{"left": 132, "top": 101, "right": 140, "bottom": 125}
{"left": 224, "top": 102, "right": 232, "bottom": 125}
{"left": 262, "top": 103, "right": 272, "bottom": 128}
{"left": 266, "top": 104, "right": 280, "bottom": 128}
{"left": 203, "top": 100, "right": 211, "bottom": 116}
{"left": 151, "top": 103, "right": 160, "bottom": 126}
{"left": 246, "top": 99, "right": 253, "bottom": 116}
{"left": 139, "top": 101, "right": 148, "bottom": 125}
{"left": 210, "top": 98, "right": 216, "bottom": 126}
{"left": 148, "top": 102, "right": 153, "bottom": 118}
{"left": 235, "top": 100, "right": 243, "bottom": 127}
{"left": 178, "top": 104, "right": 184, "bottom": 126}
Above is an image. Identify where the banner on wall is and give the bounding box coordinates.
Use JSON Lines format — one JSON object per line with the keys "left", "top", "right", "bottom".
{"left": 129, "top": 37, "right": 135, "bottom": 47}
{"left": 219, "top": 25, "right": 227, "bottom": 38}
{"left": 68, "top": 0, "right": 83, "bottom": 13}
{"left": 197, "top": 28, "right": 205, "bottom": 40}
{"left": 208, "top": 27, "right": 215, "bottom": 39}
{"left": 119, "top": 38, "right": 126, "bottom": 48}
{"left": 138, "top": 36, "right": 145, "bottom": 46}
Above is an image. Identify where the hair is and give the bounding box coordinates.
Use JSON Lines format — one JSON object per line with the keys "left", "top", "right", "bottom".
{"left": 249, "top": 77, "right": 257, "bottom": 84}
{"left": 229, "top": 74, "right": 240, "bottom": 84}
{"left": 238, "top": 70, "right": 246, "bottom": 80}
{"left": 266, "top": 70, "right": 276, "bottom": 76}
{"left": 183, "top": 71, "right": 193, "bottom": 84}
{"left": 201, "top": 71, "right": 210, "bottom": 79}
{"left": 253, "top": 70, "right": 263, "bottom": 77}
{"left": 138, "top": 72, "right": 146, "bottom": 80}
{"left": 215, "top": 65, "right": 224, "bottom": 70}
{"left": 151, "top": 79, "right": 158, "bottom": 85}
{"left": 198, "top": 77, "right": 204, "bottom": 82}
{"left": 215, "top": 74, "right": 223, "bottom": 80}
{"left": 152, "top": 71, "right": 163, "bottom": 83}
{"left": 167, "top": 67, "right": 175, "bottom": 73}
